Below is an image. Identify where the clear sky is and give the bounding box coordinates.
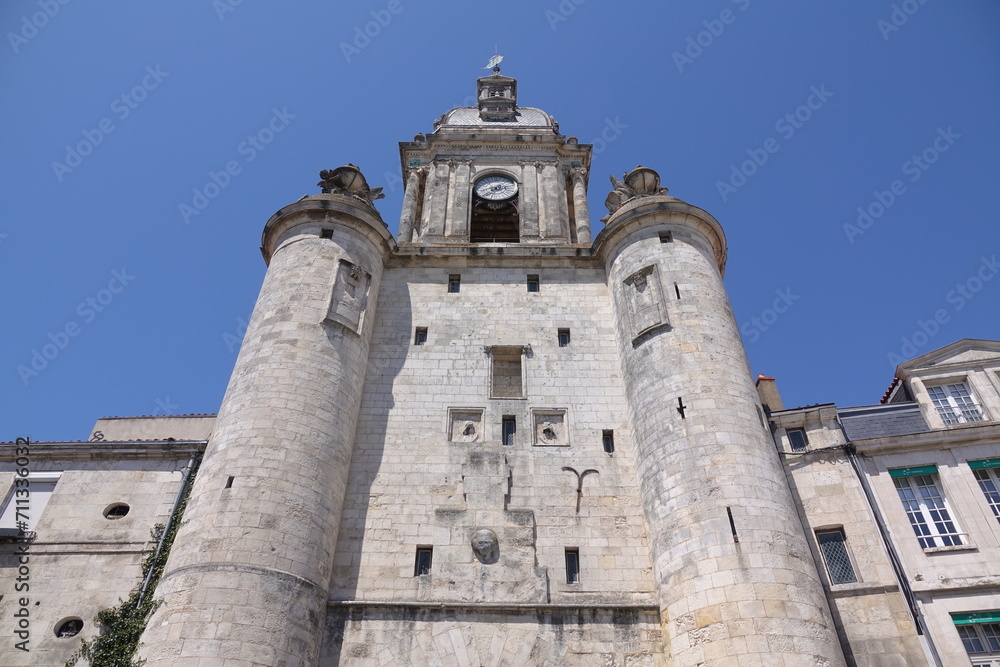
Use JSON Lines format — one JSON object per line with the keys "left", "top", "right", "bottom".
{"left": 2, "top": 1, "right": 998, "bottom": 442}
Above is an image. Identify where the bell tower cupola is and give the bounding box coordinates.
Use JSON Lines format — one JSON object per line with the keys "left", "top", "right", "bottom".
{"left": 396, "top": 57, "right": 593, "bottom": 247}
{"left": 477, "top": 54, "right": 517, "bottom": 121}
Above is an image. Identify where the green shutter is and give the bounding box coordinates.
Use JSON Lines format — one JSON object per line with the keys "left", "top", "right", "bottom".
{"left": 889, "top": 465, "right": 938, "bottom": 478}
{"left": 969, "top": 459, "right": 1000, "bottom": 471}
{"left": 952, "top": 612, "right": 1000, "bottom": 625}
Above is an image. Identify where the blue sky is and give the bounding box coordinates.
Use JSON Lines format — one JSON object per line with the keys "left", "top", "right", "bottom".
{"left": 2, "top": 1, "right": 998, "bottom": 442}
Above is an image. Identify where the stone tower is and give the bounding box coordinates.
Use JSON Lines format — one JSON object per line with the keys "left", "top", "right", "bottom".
{"left": 137, "top": 67, "right": 846, "bottom": 665}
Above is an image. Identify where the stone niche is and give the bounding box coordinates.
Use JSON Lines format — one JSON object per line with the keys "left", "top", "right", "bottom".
{"left": 532, "top": 409, "right": 568, "bottom": 447}
{"left": 325, "top": 259, "right": 371, "bottom": 333}
{"left": 448, "top": 408, "right": 485, "bottom": 443}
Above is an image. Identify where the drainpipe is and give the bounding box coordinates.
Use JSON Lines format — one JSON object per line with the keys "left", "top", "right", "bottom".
{"left": 837, "top": 416, "right": 943, "bottom": 667}
{"left": 137, "top": 450, "right": 200, "bottom": 608}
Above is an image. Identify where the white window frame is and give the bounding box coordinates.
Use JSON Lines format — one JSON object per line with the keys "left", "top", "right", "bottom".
{"left": 891, "top": 470, "right": 966, "bottom": 549}
{"left": 971, "top": 463, "right": 1000, "bottom": 526}
{"left": 0, "top": 472, "right": 61, "bottom": 534}
{"left": 956, "top": 620, "right": 1000, "bottom": 666}
{"left": 927, "top": 381, "right": 985, "bottom": 425}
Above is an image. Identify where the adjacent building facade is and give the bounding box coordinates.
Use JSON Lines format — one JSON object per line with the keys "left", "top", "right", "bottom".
{"left": 1, "top": 69, "right": 997, "bottom": 666}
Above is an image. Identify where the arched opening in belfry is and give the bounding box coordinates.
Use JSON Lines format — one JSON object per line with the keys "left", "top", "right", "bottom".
{"left": 470, "top": 174, "right": 520, "bottom": 242}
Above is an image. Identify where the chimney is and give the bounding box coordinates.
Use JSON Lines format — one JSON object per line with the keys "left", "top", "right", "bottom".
{"left": 755, "top": 374, "right": 784, "bottom": 413}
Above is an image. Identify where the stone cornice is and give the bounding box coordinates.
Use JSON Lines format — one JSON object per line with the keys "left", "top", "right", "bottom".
{"left": 0, "top": 440, "right": 206, "bottom": 461}
{"left": 261, "top": 195, "right": 396, "bottom": 265}
{"left": 852, "top": 422, "right": 1000, "bottom": 455}
{"left": 592, "top": 196, "right": 727, "bottom": 275}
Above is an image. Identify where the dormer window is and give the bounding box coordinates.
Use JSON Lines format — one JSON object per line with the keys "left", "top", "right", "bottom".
{"left": 927, "top": 382, "right": 984, "bottom": 425}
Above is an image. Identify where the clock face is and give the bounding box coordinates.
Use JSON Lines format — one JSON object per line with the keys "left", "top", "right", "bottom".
{"left": 475, "top": 175, "right": 518, "bottom": 201}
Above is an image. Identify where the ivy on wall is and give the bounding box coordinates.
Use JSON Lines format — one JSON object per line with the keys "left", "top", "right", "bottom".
{"left": 67, "top": 457, "right": 200, "bottom": 667}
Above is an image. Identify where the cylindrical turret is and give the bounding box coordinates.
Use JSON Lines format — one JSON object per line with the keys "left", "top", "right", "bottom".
{"left": 137, "top": 182, "right": 391, "bottom": 666}
{"left": 596, "top": 173, "right": 845, "bottom": 666}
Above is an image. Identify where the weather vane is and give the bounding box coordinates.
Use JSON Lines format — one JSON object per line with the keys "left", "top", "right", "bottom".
{"left": 484, "top": 46, "right": 503, "bottom": 74}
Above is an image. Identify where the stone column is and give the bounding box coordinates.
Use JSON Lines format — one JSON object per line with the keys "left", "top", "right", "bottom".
{"left": 397, "top": 166, "right": 424, "bottom": 244}
{"left": 539, "top": 161, "right": 567, "bottom": 240}
{"left": 448, "top": 160, "right": 472, "bottom": 239}
{"left": 519, "top": 161, "right": 539, "bottom": 239}
{"left": 421, "top": 161, "right": 450, "bottom": 238}
{"left": 569, "top": 167, "right": 592, "bottom": 245}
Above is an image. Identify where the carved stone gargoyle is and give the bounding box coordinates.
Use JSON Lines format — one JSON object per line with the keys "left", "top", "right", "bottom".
{"left": 601, "top": 165, "right": 671, "bottom": 222}
{"left": 318, "top": 164, "right": 385, "bottom": 207}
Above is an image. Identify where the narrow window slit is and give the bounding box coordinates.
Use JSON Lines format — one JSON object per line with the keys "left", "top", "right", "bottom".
{"left": 565, "top": 548, "right": 580, "bottom": 583}
{"left": 502, "top": 416, "right": 516, "bottom": 446}
{"left": 727, "top": 506, "right": 739, "bottom": 542}
{"left": 674, "top": 282, "right": 680, "bottom": 299}
{"left": 225, "top": 476, "right": 235, "bottom": 489}
{"left": 676, "top": 397, "right": 687, "bottom": 419}
{"left": 414, "top": 547, "right": 432, "bottom": 575}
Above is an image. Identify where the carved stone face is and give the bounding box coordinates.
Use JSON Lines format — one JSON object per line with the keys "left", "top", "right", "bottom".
{"left": 471, "top": 529, "right": 498, "bottom": 562}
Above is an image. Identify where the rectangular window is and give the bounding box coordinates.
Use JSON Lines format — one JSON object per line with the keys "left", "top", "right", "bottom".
{"left": 602, "top": 430, "right": 615, "bottom": 454}
{"left": 491, "top": 347, "right": 523, "bottom": 398}
{"left": 414, "top": 547, "right": 433, "bottom": 576}
{"left": 502, "top": 416, "right": 516, "bottom": 446}
{"left": 557, "top": 329, "right": 570, "bottom": 347}
{"left": 659, "top": 231, "right": 672, "bottom": 243}
{"left": 0, "top": 473, "right": 60, "bottom": 534}
{"left": 787, "top": 428, "right": 808, "bottom": 452}
{"left": 527, "top": 274, "right": 540, "bottom": 292}
{"left": 971, "top": 463, "right": 1000, "bottom": 525}
{"left": 565, "top": 548, "right": 580, "bottom": 584}
{"left": 414, "top": 327, "right": 427, "bottom": 345}
{"left": 954, "top": 614, "right": 1000, "bottom": 666}
{"left": 816, "top": 529, "right": 858, "bottom": 584}
{"left": 320, "top": 228, "right": 334, "bottom": 239}
{"left": 448, "top": 274, "right": 461, "bottom": 293}
{"left": 892, "top": 469, "right": 964, "bottom": 548}
{"left": 927, "top": 382, "right": 984, "bottom": 425}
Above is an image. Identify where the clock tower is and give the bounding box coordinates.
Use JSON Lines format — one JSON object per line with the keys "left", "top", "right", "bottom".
{"left": 137, "top": 63, "right": 847, "bottom": 666}
{"left": 396, "top": 64, "right": 593, "bottom": 247}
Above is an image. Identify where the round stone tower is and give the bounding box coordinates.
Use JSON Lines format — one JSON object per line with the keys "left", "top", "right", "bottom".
{"left": 596, "top": 168, "right": 845, "bottom": 666}
{"left": 137, "top": 167, "right": 392, "bottom": 666}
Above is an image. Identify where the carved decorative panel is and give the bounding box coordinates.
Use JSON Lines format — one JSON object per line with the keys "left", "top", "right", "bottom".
{"left": 623, "top": 265, "right": 668, "bottom": 341}
{"left": 325, "top": 260, "right": 371, "bottom": 333}
{"left": 532, "top": 408, "right": 569, "bottom": 447}
{"left": 448, "top": 408, "right": 485, "bottom": 443}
